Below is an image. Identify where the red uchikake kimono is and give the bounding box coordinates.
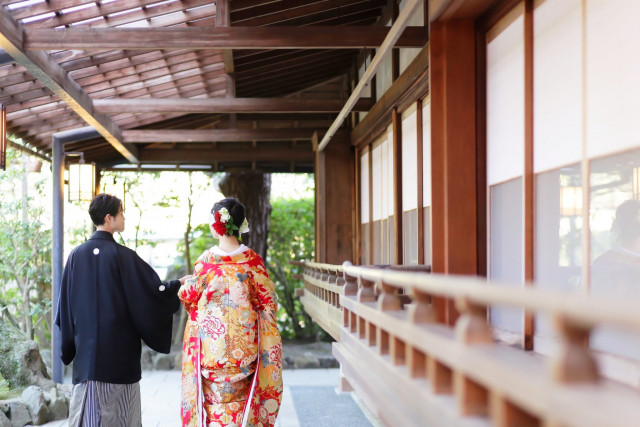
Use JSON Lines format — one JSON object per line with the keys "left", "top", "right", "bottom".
{"left": 178, "top": 247, "right": 283, "bottom": 427}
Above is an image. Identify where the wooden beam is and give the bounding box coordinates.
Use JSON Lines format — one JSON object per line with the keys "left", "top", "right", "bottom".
{"left": 317, "top": 0, "right": 424, "bottom": 151}
{"left": 430, "top": 0, "right": 495, "bottom": 21}
{"left": 352, "top": 43, "right": 429, "bottom": 147}
{"left": 139, "top": 147, "right": 314, "bottom": 163}
{"left": 94, "top": 97, "right": 374, "bottom": 114}
{"left": 216, "top": 0, "right": 235, "bottom": 74}
{"left": 24, "top": 27, "right": 429, "bottom": 50}
{"left": 122, "top": 129, "right": 315, "bottom": 143}
{"left": 0, "top": 9, "right": 138, "bottom": 163}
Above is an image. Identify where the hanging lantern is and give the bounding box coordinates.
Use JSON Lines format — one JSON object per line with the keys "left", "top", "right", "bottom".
{"left": 1, "top": 104, "right": 6, "bottom": 171}
{"left": 68, "top": 160, "right": 96, "bottom": 203}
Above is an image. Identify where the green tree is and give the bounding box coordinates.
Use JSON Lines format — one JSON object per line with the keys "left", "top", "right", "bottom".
{"left": 267, "top": 196, "right": 327, "bottom": 341}
{"left": 0, "top": 146, "right": 52, "bottom": 344}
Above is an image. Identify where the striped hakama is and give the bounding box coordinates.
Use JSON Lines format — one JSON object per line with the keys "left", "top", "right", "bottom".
{"left": 68, "top": 381, "right": 141, "bottom": 427}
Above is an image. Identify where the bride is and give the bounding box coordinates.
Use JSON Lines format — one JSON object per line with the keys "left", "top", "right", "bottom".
{"left": 178, "top": 198, "right": 283, "bottom": 427}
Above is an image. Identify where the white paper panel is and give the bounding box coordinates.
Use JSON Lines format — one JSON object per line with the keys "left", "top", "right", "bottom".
{"left": 533, "top": 0, "right": 583, "bottom": 172}
{"left": 422, "top": 99, "right": 431, "bottom": 206}
{"left": 372, "top": 141, "right": 383, "bottom": 221}
{"left": 360, "top": 148, "right": 370, "bottom": 224}
{"left": 402, "top": 107, "right": 418, "bottom": 211}
{"left": 586, "top": 0, "right": 640, "bottom": 158}
{"left": 487, "top": 14, "right": 525, "bottom": 185}
{"left": 387, "top": 127, "right": 395, "bottom": 218}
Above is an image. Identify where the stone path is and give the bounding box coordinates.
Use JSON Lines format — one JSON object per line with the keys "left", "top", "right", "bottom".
{"left": 39, "top": 369, "right": 380, "bottom": 426}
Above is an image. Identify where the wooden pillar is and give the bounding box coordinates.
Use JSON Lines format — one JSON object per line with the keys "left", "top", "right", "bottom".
{"left": 392, "top": 108, "right": 403, "bottom": 264}
{"left": 314, "top": 132, "right": 354, "bottom": 264}
{"left": 430, "top": 20, "right": 479, "bottom": 325}
{"left": 417, "top": 99, "right": 425, "bottom": 265}
{"left": 523, "top": 0, "right": 535, "bottom": 350}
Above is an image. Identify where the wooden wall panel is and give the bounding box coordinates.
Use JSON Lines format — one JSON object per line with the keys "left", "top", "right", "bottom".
{"left": 315, "top": 132, "right": 355, "bottom": 264}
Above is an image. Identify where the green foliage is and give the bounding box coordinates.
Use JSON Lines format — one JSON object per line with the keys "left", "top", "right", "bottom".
{"left": 0, "top": 373, "right": 10, "bottom": 399}
{"left": 267, "top": 194, "right": 328, "bottom": 341}
{"left": 0, "top": 146, "right": 52, "bottom": 343}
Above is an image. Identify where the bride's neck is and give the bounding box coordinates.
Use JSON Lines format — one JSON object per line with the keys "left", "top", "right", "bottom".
{"left": 217, "top": 235, "right": 241, "bottom": 253}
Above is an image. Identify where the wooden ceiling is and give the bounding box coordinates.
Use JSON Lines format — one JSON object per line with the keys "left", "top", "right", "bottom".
{"left": 0, "top": 0, "right": 427, "bottom": 172}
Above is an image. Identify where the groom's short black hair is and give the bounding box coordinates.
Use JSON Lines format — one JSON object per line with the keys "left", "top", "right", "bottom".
{"left": 89, "top": 193, "right": 122, "bottom": 226}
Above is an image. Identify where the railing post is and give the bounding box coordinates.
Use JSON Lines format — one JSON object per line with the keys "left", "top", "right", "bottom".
{"left": 551, "top": 315, "right": 599, "bottom": 383}
{"left": 378, "top": 281, "right": 403, "bottom": 311}
{"left": 357, "top": 277, "right": 377, "bottom": 303}
{"left": 454, "top": 297, "right": 493, "bottom": 344}
{"left": 342, "top": 262, "right": 358, "bottom": 296}
{"left": 408, "top": 289, "right": 438, "bottom": 323}
{"left": 407, "top": 288, "right": 431, "bottom": 379}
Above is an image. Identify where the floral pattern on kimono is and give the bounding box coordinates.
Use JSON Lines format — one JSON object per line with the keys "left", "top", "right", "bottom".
{"left": 179, "top": 248, "right": 283, "bottom": 427}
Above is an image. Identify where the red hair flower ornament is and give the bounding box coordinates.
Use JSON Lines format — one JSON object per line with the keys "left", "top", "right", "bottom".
{"left": 210, "top": 207, "right": 250, "bottom": 240}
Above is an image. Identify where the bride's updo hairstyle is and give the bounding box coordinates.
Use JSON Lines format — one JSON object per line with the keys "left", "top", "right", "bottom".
{"left": 212, "top": 198, "right": 246, "bottom": 238}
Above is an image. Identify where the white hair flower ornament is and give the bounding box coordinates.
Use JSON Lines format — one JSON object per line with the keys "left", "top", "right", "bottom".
{"left": 209, "top": 207, "right": 250, "bottom": 240}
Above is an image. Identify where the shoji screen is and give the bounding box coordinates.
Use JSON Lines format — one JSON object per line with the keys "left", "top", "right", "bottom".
{"left": 402, "top": 104, "right": 419, "bottom": 265}
{"left": 533, "top": 0, "right": 583, "bottom": 355}
{"left": 487, "top": 6, "right": 525, "bottom": 342}
{"left": 385, "top": 126, "right": 395, "bottom": 264}
{"left": 360, "top": 146, "right": 370, "bottom": 265}
{"left": 585, "top": 0, "right": 640, "bottom": 365}
{"left": 372, "top": 137, "right": 384, "bottom": 264}
{"left": 529, "top": 0, "right": 640, "bottom": 373}
{"left": 422, "top": 98, "right": 432, "bottom": 266}
{"left": 369, "top": 131, "right": 395, "bottom": 264}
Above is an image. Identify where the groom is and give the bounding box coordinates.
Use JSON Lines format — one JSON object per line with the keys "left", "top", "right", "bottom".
{"left": 55, "top": 193, "right": 190, "bottom": 426}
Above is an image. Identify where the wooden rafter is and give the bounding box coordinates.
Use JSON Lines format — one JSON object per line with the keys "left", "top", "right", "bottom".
{"left": 0, "top": 8, "right": 138, "bottom": 162}
{"left": 24, "top": 27, "right": 428, "bottom": 50}
{"left": 139, "top": 146, "right": 314, "bottom": 163}
{"left": 94, "top": 98, "right": 374, "bottom": 114}
{"left": 122, "top": 129, "right": 315, "bottom": 143}
{"left": 231, "top": 0, "right": 385, "bottom": 26}
{"left": 24, "top": 0, "right": 215, "bottom": 30}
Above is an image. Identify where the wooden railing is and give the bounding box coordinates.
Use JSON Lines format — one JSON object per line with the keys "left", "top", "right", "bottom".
{"left": 301, "top": 262, "right": 431, "bottom": 341}
{"left": 301, "top": 261, "right": 640, "bottom": 427}
{"left": 301, "top": 262, "right": 346, "bottom": 340}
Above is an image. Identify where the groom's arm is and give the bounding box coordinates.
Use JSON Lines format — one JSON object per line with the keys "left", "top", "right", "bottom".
{"left": 117, "top": 246, "right": 182, "bottom": 353}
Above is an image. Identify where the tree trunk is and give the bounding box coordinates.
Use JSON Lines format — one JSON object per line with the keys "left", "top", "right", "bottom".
{"left": 21, "top": 277, "right": 33, "bottom": 339}
{"left": 173, "top": 173, "right": 195, "bottom": 347}
{"left": 219, "top": 172, "right": 272, "bottom": 260}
